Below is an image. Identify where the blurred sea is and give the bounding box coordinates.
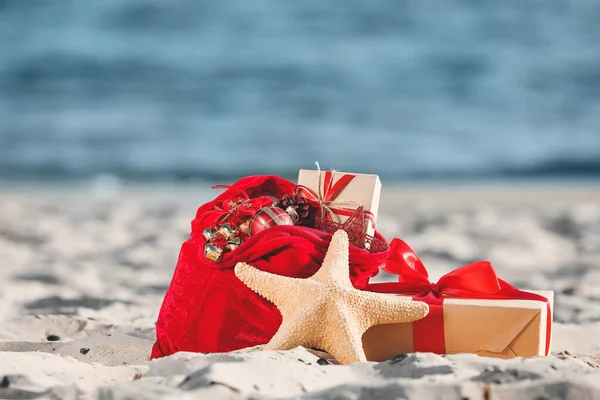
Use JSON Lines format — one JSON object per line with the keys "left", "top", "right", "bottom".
{"left": 1, "top": 0, "right": 600, "bottom": 185}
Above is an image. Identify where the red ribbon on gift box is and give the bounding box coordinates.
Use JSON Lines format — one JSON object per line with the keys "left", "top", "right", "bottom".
{"left": 295, "top": 169, "right": 376, "bottom": 226}
{"left": 366, "top": 238, "right": 552, "bottom": 356}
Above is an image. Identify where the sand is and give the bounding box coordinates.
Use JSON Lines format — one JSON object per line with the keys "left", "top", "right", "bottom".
{"left": 1, "top": 184, "right": 600, "bottom": 399}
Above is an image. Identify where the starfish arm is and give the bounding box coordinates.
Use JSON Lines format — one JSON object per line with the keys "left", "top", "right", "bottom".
{"left": 311, "top": 230, "right": 353, "bottom": 287}
{"left": 264, "top": 307, "right": 324, "bottom": 351}
{"left": 321, "top": 308, "right": 368, "bottom": 364}
{"left": 265, "top": 321, "right": 311, "bottom": 351}
{"left": 358, "top": 291, "right": 429, "bottom": 327}
{"left": 234, "top": 262, "right": 301, "bottom": 308}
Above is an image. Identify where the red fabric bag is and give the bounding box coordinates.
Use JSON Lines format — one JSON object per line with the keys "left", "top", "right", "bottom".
{"left": 151, "top": 175, "right": 390, "bottom": 358}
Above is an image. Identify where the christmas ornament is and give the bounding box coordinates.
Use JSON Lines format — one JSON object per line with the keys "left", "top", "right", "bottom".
{"left": 248, "top": 206, "right": 294, "bottom": 237}
{"left": 204, "top": 243, "right": 223, "bottom": 262}
{"left": 218, "top": 224, "right": 237, "bottom": 239}
{"left": 276, "top": 194, "right": 315, "bottom": 226}
{"left": 203, "top": 227, "right": 216, "bottom": 240}
{"left": 225, "top": 236, "right": 242, "bottom": 251}
{"left": 203, "top": 224, "right": 243, "bottom": 262}
{"left": 315, "top": 207, "right": 387, "bottom": 252}
{"left": 234, "top": 230, "right": 429, "bottom": 364}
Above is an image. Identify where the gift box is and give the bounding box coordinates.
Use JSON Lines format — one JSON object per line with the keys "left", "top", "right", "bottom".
{"left": 297, "top": 168, "right": 381, "bottom": 239}
{"left": 363, "top": 290, "right": 553, "bottom": 360}
{"left": 363, "top": 238, "right": 553, "bottom": 360}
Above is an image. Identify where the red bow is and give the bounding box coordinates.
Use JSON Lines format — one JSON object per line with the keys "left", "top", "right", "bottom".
{"left": 211, "top": 186, "right": 273, "bottom": 225}
{"left": 368, "top": 238, "right": 552, "bottom": 355}
{"left": 296, "top": 171, "right": 375, "bottom": 226}
{"left": 379, "top": 238, "right": 515, "bottom": 298}
{"left": 217, "top": 196, "right": 273, "bottom": 218}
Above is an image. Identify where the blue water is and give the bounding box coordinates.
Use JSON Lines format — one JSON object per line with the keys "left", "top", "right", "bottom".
{"left": 0, "top": 0, "right": 599, "bottom": 183}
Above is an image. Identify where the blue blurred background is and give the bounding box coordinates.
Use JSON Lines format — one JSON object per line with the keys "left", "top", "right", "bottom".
{"left": 1, "top": 0, "right": 599, "bottom": 185}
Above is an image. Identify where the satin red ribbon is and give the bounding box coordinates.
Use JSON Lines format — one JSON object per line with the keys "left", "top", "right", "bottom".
{"left": 296, "top": 171, "right": 376, "bottom": 226}
{"left": 367, "top": 238, "right": 552, "bottom": 356}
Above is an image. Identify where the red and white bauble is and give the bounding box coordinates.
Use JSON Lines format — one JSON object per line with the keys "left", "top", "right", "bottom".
{"left": 249, "top": 206, "right": 294, "bottom": 237}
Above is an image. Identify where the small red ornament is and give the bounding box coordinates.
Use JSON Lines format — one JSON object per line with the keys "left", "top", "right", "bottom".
{"left": 249, "top": 206, "right": 294, "bottom": 237}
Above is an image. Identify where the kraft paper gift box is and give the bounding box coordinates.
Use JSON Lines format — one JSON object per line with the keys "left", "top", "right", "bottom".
{"left": 297, "top": 169, "right": 381, "bottom": 239}
{"left": 362, "top": 290, "right": 553, "bottom": 360}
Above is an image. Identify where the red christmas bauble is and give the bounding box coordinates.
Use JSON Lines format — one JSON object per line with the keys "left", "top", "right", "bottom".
{"left": 249, "top": 206, "right": 294, "bottom": 237}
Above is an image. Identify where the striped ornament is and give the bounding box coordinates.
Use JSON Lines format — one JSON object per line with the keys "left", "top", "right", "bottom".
{"left": 249, "top": 206, "right": 294, "bottom": 237}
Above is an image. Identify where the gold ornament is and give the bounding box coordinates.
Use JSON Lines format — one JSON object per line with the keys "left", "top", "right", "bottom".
{"left": 234, "top": 230, "right": 429, "bottom": 364}
{"left": 204, "top": 243, "right": 223, "bottom": 262}
{"left": 203, "top": 224, "right": 244, "bottom": 262}
{"left": 218, "top": 224, "right": 237, "bottom": 239}
{"left": 226, "top": 236, "right": 242, "bottom": 252}
{"left": 203, "top": 227, "right": 215, "bottom": 240}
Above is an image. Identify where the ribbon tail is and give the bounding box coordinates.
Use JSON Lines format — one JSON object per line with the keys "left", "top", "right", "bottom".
{"left": 326, "top": 173, "right": 355, "bottom": 201}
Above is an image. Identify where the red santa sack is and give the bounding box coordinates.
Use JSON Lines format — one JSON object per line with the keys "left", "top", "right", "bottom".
{"left": 151, "top": 175, "right": 390, "bottom": 359}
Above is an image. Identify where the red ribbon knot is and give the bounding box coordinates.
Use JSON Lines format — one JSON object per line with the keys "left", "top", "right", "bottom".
{"left": 424, "top": 283, "right": 441, "bottom": 298}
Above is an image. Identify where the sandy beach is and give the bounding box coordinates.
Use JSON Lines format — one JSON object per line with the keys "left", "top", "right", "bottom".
{"left": 1, "top": 184, "right": 600, "bottom": 399}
